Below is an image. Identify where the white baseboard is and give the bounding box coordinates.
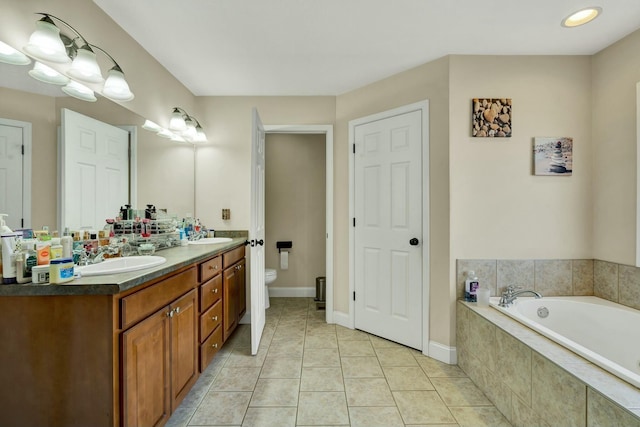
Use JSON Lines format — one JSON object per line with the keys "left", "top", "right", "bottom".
{"left": 269, "top": 286, "right": 316, "bottom": 298}
{"left": 332, "top": 310, "right": 351, "bottom": 328}
{"left": 428, "top": 340, "right": 457, "bottom": 365}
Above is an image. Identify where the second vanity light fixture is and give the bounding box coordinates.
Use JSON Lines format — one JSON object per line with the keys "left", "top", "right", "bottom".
{"left": 142, "top": 107, "right": 207, "bottom": 144}
{"left": 6, "top": 13, "right": 135, "bottom": 102}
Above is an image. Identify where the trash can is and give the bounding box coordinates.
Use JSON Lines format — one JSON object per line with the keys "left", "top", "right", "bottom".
{"left": 315, "top": 276, "right": 326, "bottom": 309}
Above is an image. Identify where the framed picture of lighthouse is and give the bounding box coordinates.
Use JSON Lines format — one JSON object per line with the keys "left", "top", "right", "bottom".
{"left": 533, "top": 137, "right": 573, "bottom": 176}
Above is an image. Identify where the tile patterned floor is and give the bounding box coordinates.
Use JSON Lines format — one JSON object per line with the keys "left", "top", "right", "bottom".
{"left": 167, "top": 297, "right": 511, "bottom": 427}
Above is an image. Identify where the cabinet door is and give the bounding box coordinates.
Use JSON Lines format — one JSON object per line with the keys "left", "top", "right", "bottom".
{"left": 171, "top": 289, "right": 198, "bottom": 411}
{"left": 122, "top": 308, "right": 171, "bottom": 427}
{"left": 237, "top": 259, "right": 246, "bottom": 320}
{"left": 223, "top": 265, "right": 238, "bottom": 341}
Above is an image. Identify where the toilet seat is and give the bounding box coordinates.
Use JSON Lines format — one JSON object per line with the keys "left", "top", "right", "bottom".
{"left": 265, "top": 268, "right": 277, "bottom": 280}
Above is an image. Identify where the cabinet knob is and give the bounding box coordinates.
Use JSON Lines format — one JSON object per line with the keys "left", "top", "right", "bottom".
{"left": 212, "top": 316, "right": 218, "bottom": 321}
{"left": 212, "top": 343, "right": 218, "bottom": 349}
{"left": 209, "top": 265, "right": 218, "bottom": 270}
{"left": 212, "top": 288, "right": 218, "bottom": 294}
{"left": 175, "top": 306, "right": 180, "bottom": 314}
{"left": 167, "top": 309, "right": 174, "bottom": 317}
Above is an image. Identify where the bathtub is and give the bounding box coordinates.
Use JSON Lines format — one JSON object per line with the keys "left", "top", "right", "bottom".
{"left": 490, "top": 296, "right": 640, "bottom": 389}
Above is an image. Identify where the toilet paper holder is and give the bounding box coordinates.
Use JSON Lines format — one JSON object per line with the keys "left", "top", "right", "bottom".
{"left": 277, "top": 241, "right": 292, "bottom": 253}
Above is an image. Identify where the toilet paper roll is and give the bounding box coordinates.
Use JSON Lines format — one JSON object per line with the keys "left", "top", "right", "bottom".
{"left": 280, "top": 251, "right": 289, "bottom": 270}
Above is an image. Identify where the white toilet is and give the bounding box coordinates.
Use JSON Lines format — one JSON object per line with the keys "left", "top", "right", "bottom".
{"left": 265, "top": 268, "right": 277, "bottom": 309}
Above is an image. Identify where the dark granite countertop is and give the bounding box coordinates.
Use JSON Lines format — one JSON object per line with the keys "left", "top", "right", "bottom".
{"left": 0, "top": 237, "right": 247, "bottom": 297}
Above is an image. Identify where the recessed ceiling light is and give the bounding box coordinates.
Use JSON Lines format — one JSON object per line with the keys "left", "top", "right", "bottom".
{"left": 562, "top": 6, "right": 602, "bottom": 27}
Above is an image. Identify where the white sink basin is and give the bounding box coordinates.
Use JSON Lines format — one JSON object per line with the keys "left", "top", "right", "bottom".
{"left": 76, "top": 256, "right": 167, "bottom": 277}
{"left": 188, "top": 237, "right": 233, "bottom": 245}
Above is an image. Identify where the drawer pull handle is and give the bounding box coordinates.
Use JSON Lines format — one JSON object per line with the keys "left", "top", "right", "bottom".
{"left": 212, "top": 343, "right": 218, "bottom": 349}
{"left": 212, "top": 316, "right": 218, "bottom": 321}
{"left": 212, "top": 288, "right": 218, "bottom": 294}
{"left": 209, "top": 265, "right": 218, "bottom": 270}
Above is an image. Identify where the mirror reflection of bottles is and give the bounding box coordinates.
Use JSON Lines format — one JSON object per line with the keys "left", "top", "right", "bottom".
{"left": 465, "top": 270, "right": 479, "bottom": 302}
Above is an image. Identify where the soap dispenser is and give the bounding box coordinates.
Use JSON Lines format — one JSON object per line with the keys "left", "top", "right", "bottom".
{"left": 0, "top": 214, "right": 12, "bottom": 234}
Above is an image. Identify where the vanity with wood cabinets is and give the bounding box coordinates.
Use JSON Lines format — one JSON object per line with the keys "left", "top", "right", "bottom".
{"left": 0, "top": 239, "right": 247, "bottom": 427}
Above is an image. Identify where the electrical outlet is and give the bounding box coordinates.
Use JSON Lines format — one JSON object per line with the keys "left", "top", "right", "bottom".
{"left": 222, "top": 209, "right": 230, "bottom": 220}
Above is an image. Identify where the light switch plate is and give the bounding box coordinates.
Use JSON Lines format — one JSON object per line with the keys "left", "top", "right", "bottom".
{"left": 222, "top": 209, "right": 230, "bottom": 220}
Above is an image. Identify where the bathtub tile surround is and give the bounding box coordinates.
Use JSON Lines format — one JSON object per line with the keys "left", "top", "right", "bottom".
{"left": 457, "top": 301, "right": 640, "bottom": 426}
{"left": 531, "top": 352, "right": 586, "bottom": 426}
{"left": 594, "top": 260, "right": 619, "bottom": 302}
{"left": 534, "top": 260, "right": 572, "bottom": 296}
{"left": 572, "top": 259, "right": 595, "bottom": 295}
{"left": 457, "top": 259, "right": 595, "bottom": 300}
{"left": 618, "top": 264, "right": 640, "bottom": 311}
{"left": 168, "top": 297, "right": 510, "bottom": 427}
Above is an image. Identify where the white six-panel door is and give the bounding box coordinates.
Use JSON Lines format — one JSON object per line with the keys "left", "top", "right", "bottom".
{"left": 60, "top": 109, "right": 129, "bottom": 231}
{"left": 354, "top": 109, "right": 423, "bottom": 349}
{"left": 250, "top": 108, "right": 266, "bottom": 355}
{"left": 0, "top": 123, "right": 24, "bottom": 230}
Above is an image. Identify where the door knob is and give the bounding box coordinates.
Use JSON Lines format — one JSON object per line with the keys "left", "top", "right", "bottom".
{"left": 409, "top": 238, "right": 419, "bottom": 246}
{"left": 257, "top": 239, "right": 264, "bottom": 246}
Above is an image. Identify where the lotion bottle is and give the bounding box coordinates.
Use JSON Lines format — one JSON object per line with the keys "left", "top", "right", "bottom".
{"left": 465, "top": 270, "right": 479, "bottom": 302}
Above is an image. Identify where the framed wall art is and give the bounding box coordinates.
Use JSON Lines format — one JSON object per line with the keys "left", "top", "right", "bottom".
{"left": 472, "top": 98, "right": 512, "bottom": 137}
{"left": 533, "top": 137, "right": 573, "bottom": 176}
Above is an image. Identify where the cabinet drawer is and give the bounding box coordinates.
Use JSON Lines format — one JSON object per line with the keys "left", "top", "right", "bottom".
{"left": 223, "top": 246, "right": 245, "bottom": 269}
{"left": 121, "top": 267, "right": 196, "bottom": 329}
{"left": 199, "top": 275, "right": 222, "bottom": 312}
{"left": 200, "top": 300, "right": 222, "bottom": 343}
{"left": 200, "top": 325, "right": 223, "bottom": 372}
{"left": 199, "top": 256, "right": 222, "bottom": 283}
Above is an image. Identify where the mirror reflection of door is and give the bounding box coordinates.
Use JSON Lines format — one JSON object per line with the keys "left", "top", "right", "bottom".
{"left": 0, "top": 118, "right": 31, "bottom": 230}
{"left": 60, "top": 109, "right": 131, "bottom": 232}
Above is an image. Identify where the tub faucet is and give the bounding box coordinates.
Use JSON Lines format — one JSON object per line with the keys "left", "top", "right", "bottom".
{"left": 499, "top": 285, "right": 542, "bottom": 307}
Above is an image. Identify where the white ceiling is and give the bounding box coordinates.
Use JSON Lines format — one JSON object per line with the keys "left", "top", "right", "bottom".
{"left": 94, "top": 0, "right": 640, "bottom": 96}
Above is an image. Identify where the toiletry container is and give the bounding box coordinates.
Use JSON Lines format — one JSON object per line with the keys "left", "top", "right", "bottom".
{"left": 49, "top": 258, "right": 74, "bottom": 284}
{"left": 1, "top": 232, "right": 20, "bottom": 284}
{"left": 32, "top": 265, "right": 50, "bottom": 284}
{"left": 50, "top": 238, "right": 63, "bottom": 260}
{"left": 465, "top": 270, "right": 479, "bottom": 302}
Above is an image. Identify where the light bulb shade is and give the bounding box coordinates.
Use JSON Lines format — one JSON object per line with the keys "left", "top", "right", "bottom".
{"left": 28, "top": 61, "right": 70, "bottom": 85}
{"left": 171, "top": 134, "right": 186, "bottom": 143}
{"left": 103, "top": 68, "right": 134, "bottom": 101}
{"left": 169, "top": 109, "right": 187, "bottom": 131}
{"left": 142, "top": 120, "right": 163, "bottom": 132}
{"left": 157, "top": 128, "right": 174, "bottom": 138}
{"left": 23, "top": 17, "right": 70, "bottom": 64}
{"left": 0, "top": 41, "right": 31, "bottom": 65}
{"left": 194, "top": 126, "right": 207, "bottom": 142}
{"left": 183, "top": 118, "right": 198, "bottom": 140}
{"left": 61, "top": 80, "right": 97, "bottom": 102}
{"left": 66, "top": 46, "right": 104, "bottom": 84}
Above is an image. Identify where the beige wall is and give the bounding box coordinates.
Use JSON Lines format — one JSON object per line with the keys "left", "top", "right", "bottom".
{"left": 592, "top": 29, "right": 640, "bottom": 266}
{"left": 264, "top": 133, "right": 326, "bottom": 288}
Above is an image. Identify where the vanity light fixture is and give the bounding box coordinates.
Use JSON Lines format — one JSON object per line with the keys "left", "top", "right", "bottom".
{"left": 21, "top": 13, "right": 134, "bottom": 101}
{"left": 142, "top": 120, "right": 163, "bottom": 132}
{"left": 168, "top": 107, "right": 207, "bottom": 142}
{"left": 562, "top": 6, "right": 602, "bottom": 27}
{"left": 0, "top": 41, "right": 31, "bottom": 65}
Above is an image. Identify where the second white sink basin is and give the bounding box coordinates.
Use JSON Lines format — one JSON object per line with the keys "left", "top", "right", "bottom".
{"left": 76, "top": 256, "right": 167, "bottom": 277}
{"left": 188, "top": 237, "right": 233, "bottom": 245}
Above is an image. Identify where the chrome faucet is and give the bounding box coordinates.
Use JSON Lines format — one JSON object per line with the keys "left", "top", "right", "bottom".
{"left": 498, "top": 285, "right": 542, "bottom": 307}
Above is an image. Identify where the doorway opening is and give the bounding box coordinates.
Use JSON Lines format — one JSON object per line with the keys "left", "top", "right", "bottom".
{"left": 264, "top": 125, "right": 334, "bottom": 323}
